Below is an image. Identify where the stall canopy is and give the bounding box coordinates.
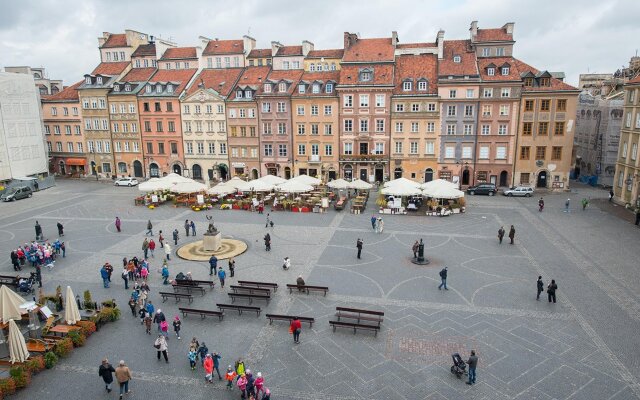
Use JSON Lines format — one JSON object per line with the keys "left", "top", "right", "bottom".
{"left": 327, "top": 178, "right": 350, "bottom": 189}
{"left": 227, "top": 177, "right": 253, "bottom": 192}
{"left": 348, "top": 179, "right": 373, "bottom": 190}
{"left": 171, "top": 181, "right": 207, "bottom": 194}
{"left": 247, "top": 179, "right": 275, "bottom": 192}
{"left": 64, "top": 286, "right": 81, "bottom": 325}
{"left": 420, "top": 178, "right": 457, "bottom": 191}
{"left": 256, "top": 174, "right": 287, "bottom": 186}
{"left": 276, "top": 180, "right": 314, "bottom": 193}
{"left": 0, "top": 285, "right": 26, "bottom": 324}
{"left": 422, "top": 181, "right": 465, "bottom": 199}
{"left": 161, "top": 173, "right": 193, "bottom": 185}
{"left": 383, "top": 177, "right": 421, "bottom": 188}
{"left": 207, "top": 183, "right": 236, "bottom": 196}
{"left": 289, "top": 174, "right": 321, "bottom": 186}
{"left": 8, "top": 319, "right": 29, "bottom": 364}
{"left": 138, "top": 177, "right": 165, "bottom": 192}
{"left": 381, "top": 185, "right": 423, "bottom": 196}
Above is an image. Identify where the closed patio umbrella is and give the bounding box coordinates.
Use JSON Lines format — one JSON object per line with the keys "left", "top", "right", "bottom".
{"left": 64, "top": 286, "right": 81, "bottom": 325}
{"left": 8, "top": 319, "right": 29, "bottom": 364}
{"left": 0, "top": 285, "right": 26, "bottom": 324}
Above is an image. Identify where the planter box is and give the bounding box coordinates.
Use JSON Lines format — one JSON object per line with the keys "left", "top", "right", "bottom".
{"left": 232, "top": 204, "right": 241, "bottom": 210}
{"left": 291, "top": 206, "right": 299, "bottom": 212}
{"left": 301, "top": 207, "right": 310, "bottom": 213}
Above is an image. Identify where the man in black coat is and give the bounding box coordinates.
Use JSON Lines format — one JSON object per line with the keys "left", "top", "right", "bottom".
{"left": 356, "top": 238, "right": 363, "bottom": 259}
{"left": 57, "top": 222, "right": 64, "bottom": 236}
{"left": 98, "top": 358, "right": 116, "bottom": 393}
{"left": 536, "top": 276, "right": 544, "bottom": 300}
{"left": 438, "top": 267, "right": 448, "bottom": 290}
{"left": 35, "top": 221, "right": 42, "bottom": 241}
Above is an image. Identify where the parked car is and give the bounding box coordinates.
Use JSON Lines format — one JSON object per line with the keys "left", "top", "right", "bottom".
{"left": 1, "top": 186, "right": 33, "bottom": 201}
{"left": 503, "top": 186, "right": 534, "bottom": 197}
{"left": 466, "top": 183, "right": 497, "bottom": 196}
{"left": 114, "top": 177, "right": 139, "bottom": 187}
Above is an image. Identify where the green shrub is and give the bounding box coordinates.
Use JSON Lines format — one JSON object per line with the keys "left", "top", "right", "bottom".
{"left": 25, "top": 355, "right": 45, "bottom": 374}
{"left": 53, "top": 338, "right": 73, "bottom": 358}
{"left": 0, "top": 377, "right": 16, "bottom": 395}
{"left": 67, "top": 330, "right": 86, "bottom": 347}
{"left": 44, "top": 352, "right": 58, "bottom": 369}
{"left": 9, "top": 366, "right": 31, "bottom": 388}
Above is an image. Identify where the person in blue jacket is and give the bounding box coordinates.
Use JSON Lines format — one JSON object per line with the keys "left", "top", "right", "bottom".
{"left": 100, "top": 265, "right": 110, "bottom": 288}
{"left": 217, "top": 268, "right": 226, "bottom": 288}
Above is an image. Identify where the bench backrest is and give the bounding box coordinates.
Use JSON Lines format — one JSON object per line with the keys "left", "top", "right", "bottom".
{"left": 231, "top": 285, "right": 270, "bottom": 292}
{"left": 216, "top": 303, "right": 260, "bottom": 310}
{"left": 238, "top": 280, "right": 278, "bottom": 287}
{"left": 336, "top": 307, "right": 384, "bottom": 316}
{"left": 178, "top": 307, "right": 219, "bottom": 314}
{"left": 266, "top": 314, "right": 314, "bottom": 321}
{"left": 229, "top": 292, "right": 269, "bottom": 298}
{"left": 190, "top": 279, "right": 214, "bottom": 285}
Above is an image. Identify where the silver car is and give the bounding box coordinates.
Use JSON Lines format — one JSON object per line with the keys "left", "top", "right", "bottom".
{"left": 502, "top": 186, "right": 534, "bottom": 197}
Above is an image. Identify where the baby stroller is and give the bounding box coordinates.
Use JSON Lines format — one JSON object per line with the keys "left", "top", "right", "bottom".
{"left": 450, "top": 353, "right": 467, "bottom": 378}
{"left": 17, "top": 273, "right": 36, "bottom": 295}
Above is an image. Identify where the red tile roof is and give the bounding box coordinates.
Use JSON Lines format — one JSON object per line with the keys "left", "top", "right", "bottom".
{"left": 306, "top": 49, "right": 344, "bottom": 59}
{"left": 247, "top": 49, "right": 271, "bottom": 58}
{"left": 343, "top": 38, "right": 394, "bottom": 63}
{"left": 476, "top": 28, "right": 513, "bottom": 42}
{"left": 147, "top": 69, "right": 198, "bottom": 93}
{"left": 186, "top": 68, "right": 244, "bottom": 97}
{"left": 512, "top": 59, "right": 579, "bottom": 91}
{"left": 91, "top": 62, "right": 130, "bottom": 76}
{"left": 276, "top": 46, "right": 303, "bottom": 57}
{"left": 293, "top": 71, "right": 340, "bottom": 97}
{"left": 396, "top": 42, "right": 437, "bottom": 49}
{"left": 477, "top": 57, "right": 521, "bottom": 81}
{"left": 628, "top": 75, "right": 640, "bottom": 84}
{"left": 393, "top": 54, "right": 438, "bottom": 95}
{"left": 43, "top": 81, "right": 82, "bottom": 102}
{"left": 160, "top": 47, "right": 197, "bottom": 60}
{"left": 121, "top": 67, "right": 156, "bottom": 82}
{"left": 228, "top": 66, "right": 272, "bottom": 100}
{"left": 439, "top": 40, "right": 478, "bottom": 77}
{"left": 101, "top": 34, "right": 128, "bottom": 48}
{"left": 339, "top": 64, "right": 394, "bottom": 86}
{"left": 259, "top": 69, "right": 304, "bottom": 95}
{"left": 132, "top": 44, "right": 156, "bottom": 57}
{"left": 203, "top": 39, "right": 244, "bottom": 55}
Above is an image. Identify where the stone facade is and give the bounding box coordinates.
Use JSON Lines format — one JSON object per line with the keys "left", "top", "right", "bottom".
{"left": 614, "top": 78, "right": 640, "bottom": 206}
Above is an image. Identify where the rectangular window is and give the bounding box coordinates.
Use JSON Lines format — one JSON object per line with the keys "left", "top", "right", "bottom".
{"left": 554, "top": 121, "right": 565, "bottom": 135}
{"left": 324, "top": 144, "right": 333, "bottom": 156}
{"left": 498, "top": 124, "right": 507, "bottom": 135}
{"left": 360, "top": 119, "right": 369, "bottom": 132}
{"left": 297, "top": 106, "right": 305, "bottom": 115}
{"left": 496, "top": 146, "right": 506, "bottom": 159}
{"left": 278, "top": 144, "right": 287, "bottom": 157}
{"left": 359, "top": 94, "right": 369, "bottom": 107}
{"left": 324, "top": 124, "right": 332, "bottom": 135}
{"left": 520, "top": 146, "right": 530, "bottom": 160}
{"left": 75, "top": 126, "right": 81, "bottom": 135}
{"left": 219, "top": 143, "right": 227, "bottom": 154}
{"left": 483, "top": 88, "right": 493, "bottom": 98}
{"left": 311, "top": 144, "right": 319, "bottom": 155}
{"left": 410, "top": 142, "right": 418, "bottom": 154}
{"left": 311, "top": 105, "right": 318, "bottom": 115}
{"left": 538, "top": 122, "right": 548, "bottom": 135}
{"left": 551, "top": 146, "right": 562, "bottom": 160}
{"left": 186, "top": 142, "right": 193, "bottom": 154}
{"left": 112, "top": 123, "right": 119, "bottom": 133}
{"left": 466, "top": 89, "right": 474, "bottom": 98}
{"left": 540, "top": 99, "right": 550, "bottom": 111}
{"left": 557, "top": 99, "right": 567, "bottom": 112}
{"left": 67, "top": 142, "right": 73, "bottom": 152}
{"left": 632, "top": 143, "right": 638, "bottom": 161}
{"left": 64, "top": 126, "right": 71, "bottom": 135}
{"left": 278, "top": 122, "right": 286, "bottom": 135}
{"left": 499, "top": 105, "right": 509, "bottom": 116}
{"left": 158, "top": 143, "right": 165, "bottom": 154}
{"left": 625, "top": 112, "right": 632, "bottom": 128}
{"left": 501, "top": 88, "right": 510, "bottom": 98}
{"left": 376, "top": 94, "right": 385, "bottom": 107}
{"left": 520, "top": 173, "right": 530, "bottom": 184}
{"left": 262, "top": 103, "right": 271, "bottom": 113}
{"left": 197, "top": 142, "right": 204, "bottom": 154}
{"left": 146, "top": 142, "right": 153, "bottom": 154}
{"left": 277, "top": 102, "right": 286, "bottom": 113}
{"left": 525, "top": 100, "right": 534, "bottom": 112}
{"left": 479, "top": 146, "right": 489, "bottom": 159}
{"left": 481, "top": 125, "right": 490, "bottom": 135}
{"left": 394, "top": 141, "right": 403, "bottom": 154}
{"left": 311, "top": 124, "right": 319, "bottom": 135}
{"left": 344, "top": 143, "right": 353, "bottom": 155}
{"left": 344, "top": 119, "right": 353, "bottom": 132}
{"left": 239, "top": 109, "right": 246, "bottom": 118}
{"left": 396, "top": 103, "right": 405, "bottom": 112}
{"left": 463, "top": 124, "right": 473, "bottom": 135}
{"left": 376, "top": 119, "right": 385, "bottom": 132}
{"left": 482, "top": 105, "right": 492, "bottom": 116}
{"left": 447, "top": 124, "right": 456, "bottom": 135}
{"left": 298, "top": 144, "right": 306, "bottom": 155}
{"left": 133, "top": 142, "right": 139, "bottom": 152}
{"left": 374, "top": 143, "right": 384, "bottom": 155}
{"left": 156, "top": 121, "right": 163, "bottom": 132}
{"left": 623, "top": 142, "right": 628, "bottom": 157}
{"left": 427, "top": 103, "right": 436, "bottom": 112}
{"left": 536, "top": 146, "right": 546, "bottom": 160}
{"left": 344, "top": 95, "right": 353, "bottom": 108}
{"left": 324, "top": 105, "right": 332, "bottom": 115}
{"left": 411, "top": 103, "right": 419, "bottom": 112}
{"left": 395, "top": 122, "right": 403, "bottom": 133}
{"left": 262, "top": 123, "right": 272, "bottom": 135}
{"left": 297, "top": 124, "right": 305, "bottom": 135}
{"left": 411, "top": 122, "right": 419, "bottom": 132}
{"left": 464, "top": 105, "right": 474, "bottom": 117}
{"left": 523, "top": 122, "right": 532, "bottom": 135}
{"left": 425, "top": 141, "right": 435, "bottom": 155}
{"left": 426, "top": 122, "right": 435, "bottom": 132}
{"left": 445, "top": 146, "right": 455, "bottom": 158}
{"left": 124, "top": 142, "right": 130, "bottom": 152}
{"left": 447, "top": 105, "right": 456, "bottom": 116}
{"left": 208, "top": 143, "right": 215, "bottom": 154}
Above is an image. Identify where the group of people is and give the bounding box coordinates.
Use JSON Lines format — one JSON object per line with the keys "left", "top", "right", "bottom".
{"left": 10, "top": 238, "right": 64, "bottom": 272}
{"left": 370, "top": 215, "right": 384, "bottom": 233}
{"left": 497, "top": 225, "right": 516, "bottom": 245}
{"left": 223, "top": 356, "right": 271, "bottom": 399}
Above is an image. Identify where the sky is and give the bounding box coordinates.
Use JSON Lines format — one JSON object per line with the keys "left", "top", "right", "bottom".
{"left": 1, "top": 0, "right": 639, "bottom": 87}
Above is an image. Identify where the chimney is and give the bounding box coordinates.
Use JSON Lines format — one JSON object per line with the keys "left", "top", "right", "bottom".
{"left": 343, "top": 32, "right": 358, "bottom": 50}
{"left": 391, "top": 31, "right": 399, "bottom": 46}
{"left": 502, "top": 22, "right": 515, "bottom": 36}
{"left": 271, "top": 41, "right": 282, "bottom": 57}
{"left": 98, "top": 32, "right": 110, "bottom": 48}
{"left": 302, "top": 40, "right": 314, "bottom": 56}
{"left": 436, "top": 30, "right": 445, "bottom": 60}
{"left": 243, "top": 35, "right": 256, "bottom": 54}
{"left": 470, "top": 21, "right": 478, "bottom": 40}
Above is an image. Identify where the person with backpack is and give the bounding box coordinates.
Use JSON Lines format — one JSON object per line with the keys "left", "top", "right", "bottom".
{"left": 209, "top": 255, "right": 218, "bottom": 276}
{"left": 189, "top": 349, "right": 198, "bottom": 371}
{"left": 198, "top": 342, "right": 209, "bottom": 366}
{"left": 98, "top": 358, "right": 116, "bottom": 393}
{"left": 161, "top": 264, "right": 169, "bottom": 285}
{"left": 438, "top": 267, "right": 448, "bottom": 290}
{"left": 146, "top": 220, "right": 153, "bottom": 236}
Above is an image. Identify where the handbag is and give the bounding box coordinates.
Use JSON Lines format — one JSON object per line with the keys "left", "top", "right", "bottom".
{"left": 154, "top": 343, "right": 161, "bottom": 349}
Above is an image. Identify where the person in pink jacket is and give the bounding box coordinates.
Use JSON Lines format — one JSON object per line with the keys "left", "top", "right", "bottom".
{"left": 203, "top": 354, "right": 214, "bottom": 383}
{"left": 236, "top": 374, "right": 247, "bottom": 398}
{"left": 254, "top": 372, "right": 264, "bottom": 398}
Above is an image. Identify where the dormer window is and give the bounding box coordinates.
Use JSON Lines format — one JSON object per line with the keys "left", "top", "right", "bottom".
{"left": 85, "top": 76, "right": 92, "bottom": 84}
{"left": 283, "top": 61, "right": 290, "bottom": 70}
{"left": 325, "top": 83, "right": 334, "bottom": 93}
{"left": 156, "top": 84, "right": 162, "bottom": 94}
{"left": 237, "top": 90, "right": 244, "bottom": 98}
{"left": 540, "top": 77, "right": 550, "bottom": 87}
{"left": 501, "top": 67, "right": 510, "bottom": 76}
{"left": 403, "top": 81, "right": 412, "bottom": 91}
{"left": 496, "top": 47, "right": 505, "bottom": 56}
{"left": 113, "top": 85, "right": 120, "bottom": 92}
{"left": 264, "top": 83, "right": 272, "bottom": 93}
{"left": 96, "top": 76, "right": 103, "bottom": 85}
{"left": 524, "top": 77, "right": 534, "bottom": 87}
{"left": 309, "top": 63, "right": 315, "bottom": 72}
{"left": 487, "top": 67, "right": 495, "bottom": 76}
{"left": 167, "top": 84, "right": 173, "bottom": 94}
{"left": 453, "top": 55, "right": 461, "bottom": 63}
{"left": 278, "top": 82, "right": 286, "bottom": 92}
{"left": 482, "top": 48, "right": 490, "bottom": 57}
{"left": 298, "top": 84, "right": 305, "bottom": 94}
{"left": 359, "top": 69, "right": 372, "bottom": 82}
{"left": 124, "top": 84, "right": 131, "bottom": 92}
{"left": 312, "top": 84, "right": 320, "bottom": 94}
{"left": 145, "top": 85, "right": 152, "bottom": 93}
{"left": 245, "top": 90, "right": 252, "bottom": 99}
{"left": 418, "top": 80, "right": 427, "bottom": 91}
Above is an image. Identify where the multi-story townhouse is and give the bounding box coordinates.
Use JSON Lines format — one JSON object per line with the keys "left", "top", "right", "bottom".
{"left": 181, "top": 68, "right": 243, "bottom": 182}
{"left": 338, "top": 32, "right": 396, "bottom": 182}
{"left": 158, "top": 47, "right": 200, "bottom": 71}
{"left": 4, "top": 66, "right": 63, "bottom": 97}
{"left": 391, "top": 53, "right": 440, "bottom": 182}
{"left": 199, "top": 36, "right": 255, "bottom": 69}
{"left": 271, "top": 41, "right": 313, "bottom": 71}
{"left": 304, "top": 49, "right": 343, "bottom": 72}
{"left": 108, "top": 68, "right": 155, "bottom": 178}
{"left": 257, "top": 69, "right": 304, "bottom": 178}
{"left": 291, "top": 71, "right": 340, "bottom": 180}
{"left": 437, "top": 39, "right": 481, "bottom": 188}
{"left": 78, "top": 62, "right": 131, "bottom": 177}
{"left": 130, "top": 38, "right": 177, "bottom": 69}
{"left": 614, "top": 77, "right": 640, "bottom": 205}
{"left": 138, "top": 68, "right": 197, "bottom": 177}
{"left": 98, "top": 30, "right": 151, "bottom": 63}
{"left": 226, "top": 66, "right": 271, "bottom": 179}
{"left": 513, "top": 60, "right": 579, "bottom": 189}
{"left": 42, "top": 82, "right": 86, "bottom": 175}
{"left": 247, "top": 49, "right": 272, "bottom": 67}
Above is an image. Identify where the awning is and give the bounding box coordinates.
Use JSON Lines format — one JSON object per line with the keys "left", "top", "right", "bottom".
{"left": 66, "top": 158, "right": 86, "bottom": 166}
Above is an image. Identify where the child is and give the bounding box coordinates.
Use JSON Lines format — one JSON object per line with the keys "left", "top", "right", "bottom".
{"left": 138, "top": 308, "right": 147, "bottom": 325}
{"left": 225, "top": 366, "right": 237, "bottom": 389}
{"left": 172, "top": 315, "right": 181, "bottom": 340}
{"left": 143, "top": 314, "right": 152, "bottom": 335}
{"left": 188, "top": 349, "right": 197, "bottom": 371}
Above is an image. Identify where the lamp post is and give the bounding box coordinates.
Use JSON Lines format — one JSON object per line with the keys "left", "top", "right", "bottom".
{"left": 90, "top": 149, "right": 98, "bottom": 181}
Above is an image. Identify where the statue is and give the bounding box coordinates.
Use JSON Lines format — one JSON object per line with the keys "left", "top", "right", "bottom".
{"left": 205, "top": 215, "right": 217, "bottom": 234}
{"left": 417, "top": 239, "right": 425, "bottom": 261}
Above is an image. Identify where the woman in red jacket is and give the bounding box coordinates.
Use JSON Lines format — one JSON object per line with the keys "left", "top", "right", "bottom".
{"left": 290, "top": 317, "right": 301, "bottom": 344}
{"left": 203, "top": 354, "right": 214, "bottom": 383}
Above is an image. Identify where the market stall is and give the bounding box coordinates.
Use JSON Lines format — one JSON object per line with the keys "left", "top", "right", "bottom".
{"left": 421, "top": 179, "right": 465, "bottom": 215}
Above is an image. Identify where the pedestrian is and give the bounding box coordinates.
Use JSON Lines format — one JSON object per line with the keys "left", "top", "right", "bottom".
{"left": 356, "top": 238, "right": 363, "bottom": 259}
{"left": 173, "top": 315, "right": 181, "bottom": 340}
{"left": 153, "top": 308, "right": 166, "bottom": 333}
{"left": 254, "top": 372, "right": 264, "bottom": 399}
{"left": 172, "top": 229, "right": 179, "bottom": 245}
{"left": 98, "top": 358, "right": 116, "bottom": 393}
{"left": 412, "top": 240, "right": 419, "bottom": 258}
{"left": 265, "top": 213, "right": 271, "bottom": 228}
{"left": 35, "top": 221, "right": 43, "bottom": 241}
{"left": 282, "top": 257, "right": 290, "bottom": 270}
{"left": 246, "top": 370, "right": 256, "bottom": 398}
{"left": 228, "top": 257, "right": 235, "bottom": 278}
{"left": 296, "top": 275, "right": 305, "bottom": 292}
{"left": 149, "top": 239, "right": 156, "bottom": 257}
{"left": 465, "top": 350, "right": 478, "bottom": 385}
{"left": 100, "top": 265, "right": 110, "bottom": 288}
{"left": 581, "top": 198, "right": 589, "bottom": 211}
{"left": 376, "top": 217, "right": 384, "bottom": 233}
{"left": 498, "top": 226, "right": 505, "bottom": 244}
{"left": 609, "top": 189, "right": 614, "bottom": 202}
{"left": 164, "top": 242, "right": 172, "bottom": 261}
{"left": 209, "top": 255, "right": 218, "bottom": 276}
{"left": 128, "top": 297, "right": 136, "bottom": 316}
{"left": 189, "top": 337, "right": 199, "bottom": 357}
{"left": 144, "top": 313, "right": 152, "bottom": 335}
{"left": 121, "top": 267, "right": 129, "bottom": 290}
{"left": 198, "top": 342, "right": 209, "bottom": 366}
{"left": 261, "top": 387, "right": 271, "bottom": 400}
{"left": 237, "top": 374, "right": 247, "bottom": 399}
{"left": 438, "top": 267, "right": 448, "bottom": 290}
{"left": 57, "top": 221, "right": 64, "bottom": 236}
{"left": 115, "top": 360, "right": 132, "bottom": 399}
{"left": 264, "top": 233, "right": 271, "bottom": 251}
{"left": 636, "top": 208, "right": 640, "bottom": 226}
{"left": 190, "top": 220, "right": 196, "bottom": 236}
{"left": 115, "top": 217, "right": 121, "bottom": 232}
{"left": 547, "top": 279, "right": 558, "bottom": 303}
{"left": 161, "top": 264, "right": 169, "bottom": 285}
{"left": 538, "top": 197, "right": 544, "bottom": 212}
{"left": 146, "top": 220, "right": 153, "bottom": 236}
{"left": 212, "top": 352, "right": 222, "bottom": 380}
{"left": 218, "top": 268, "right": 226, "bottom": 288}
{"left": 142, "top": 238, "right": 149, "bottom": 259}
{"left": 290, "top": 316, "right": 302, "bottom": 343}
{"left": 158, "top": 230, "right": 164, "bottom": 248}
{"left": 536, "top": 276, "right": 544, "bottom": 301}
{"left": 35, "top": 264, "right": 42, "bottom": 288}
{"left": 154, "top": 334, "right": 169, "bottom": 362}
{"left": 189, "top": 349, "right": 198, "bottom": 371}
{"left": 564, "top": 198, "right": 570, "bottom": 212}
{"left": 60, "top": 241, "right": 66, "bottom": 257}
{"left": 225, "top": 366, "right": 237, "bottom": 389}
{"left": 508, "top": 225, "right": 515, "bottom": 245}
{"left": 370, "top": 214, "right": 376, "bottom": 230}
{"left": 203, "top": 354, "right": 214, "bottom": 381}
{"left": 10, "top": 251, "right": 20, "bottom": 271}
{"left": 184, "top": 219, "right": 190, "bottom": 237}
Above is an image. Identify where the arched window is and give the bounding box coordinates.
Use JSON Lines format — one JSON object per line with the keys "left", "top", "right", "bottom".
{"left": 192, "top": 164, "right": 202, "bottom": 180}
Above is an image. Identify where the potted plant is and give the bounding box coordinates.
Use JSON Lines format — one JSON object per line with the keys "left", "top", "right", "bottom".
{"left": 0, "top": 377, "right": 16, "bottom": 395}
{"left": 67, "top": 330, "right": 87, "bottom": 347}
{"left": 53, "top": 338, "right": 73, "bottom": 358}
{"left": 76, "top": 320, "right": 97, "bottom": 337}
{"left": 25, "top": 355, "right": 45, "bottom": 374}
{"left": 44, "top": 352, "right": 58, "bottom": 369}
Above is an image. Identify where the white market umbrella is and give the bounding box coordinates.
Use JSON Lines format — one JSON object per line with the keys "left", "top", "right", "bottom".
{"left": 381, "top": 185, "right": 423, "bottom": 196}
{"left": 383, "top": 177, "right": 421, "bottom": 189}
{"left": 257, "top": 174, "right": 286, "bottom": 185}
{"left": 207, "top": 183, "right": 235, "bottom": 196}
{"left": 0, "top": 286, "right": 26, "bottom": 324}
{"left": 8, "top": 319, "right": 29, "bottom": 364}
{"left": 138, "top": 178, "right": 164, "bottom": 192}
{"left": 423, "top": 184, "right": 465, "bottom": 199}
{"left": 277, "top": 180, "right": 314, "bottom": 194}
{"left": 64, "top": 286, "right": 81, "bottom": 325}
{"left": 160, "top": 173, "right": 193, "bottom": 185}
{"left": 247, "top": 179, "right": 275, "bottom": 192}
{"left": 227, "top": 177, "right": 253, "bottom": 192}
{"left": 420, "top": 179, "right": 457, "bottom": 191}
{"left": 171, "top": 181, "right": 207, "bottom": 194}
{"left": 290, "top": 174, "right": 321, "bottom": 186}
{"left": 327, "top": 178, "right": 350, "bottom": 189}
{"left": 348, "top": 179, "right": 373, "bottom": 190}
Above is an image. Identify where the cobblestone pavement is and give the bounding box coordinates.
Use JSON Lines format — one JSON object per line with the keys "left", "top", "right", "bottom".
{"left": 1, "top": 180, "right": 639, "bottom": 399}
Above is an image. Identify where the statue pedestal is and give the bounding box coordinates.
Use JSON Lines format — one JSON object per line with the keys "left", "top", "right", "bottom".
{"left": 411, "top": 255, "right": 430, "bottom": 265}
{"left": 203, "top": 232, "right": 222, "bottom": 252}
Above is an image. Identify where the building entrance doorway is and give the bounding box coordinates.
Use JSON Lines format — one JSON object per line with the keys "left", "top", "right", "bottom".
{"left": 499, "top": 170, "right": 508, "bottom": 186}
{"left": 462, "top": 169, "right": 470, "bottom": 185}
{"left": 359, "top": 168, "right": 368, "bottom": 181}
{"left": 536, "top": 171, "right": 547, "bottom": 188}
{"left": 394, "top": 168, "right": 402, "bottom": 179}
{"left": 133, "top": 161, "right": 143, "bottom": 177}
{"left": 375, "top": 167, "right": 384, "bottom": 183}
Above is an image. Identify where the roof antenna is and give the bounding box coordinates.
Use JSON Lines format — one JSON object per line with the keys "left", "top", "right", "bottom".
{"left": 247, "top": 26, "right": 251, "bottom": 36}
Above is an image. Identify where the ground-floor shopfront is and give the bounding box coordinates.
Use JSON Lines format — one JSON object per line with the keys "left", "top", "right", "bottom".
{"left": 340, "top": 161, "right": 388, "bottom": 183}
{"left": 50, "top": 156, "right": 87, "bottom": 177}
{"left": 184, "top": 157, "right": 230, "bottom": 183}
{"left": 391, "top": 158, "right": 439, "bottom": 183}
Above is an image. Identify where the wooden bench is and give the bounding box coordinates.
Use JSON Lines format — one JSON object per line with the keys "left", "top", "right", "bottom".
{"left": 228, "top": 292, "right": 270, "bottom": 305}
{"left": 238, "top": 280, "right": 278, "bottom": 292}
{"left": 26, "top": 339, "right": 54, "bottom": 353}
{"left": 178, "top": 307, "right": 224, "bottom": 321}
{"left": 265, "top": 314, "right": 315, "bottom": 327}
{"left": 286, "top": 284, "right": 329, "bottom": 296}
{"left": 159, "top": 291, "right": 193, "bottom": 304}
{"left": 230, "top": 285, "right": 271, "bottom": 295}
{"left": 173, "top": 284, "right": 205, "bottom": 296}
{"left": 176, "top": 279, "right": 215, "bottom": 288}
{"left": 0, "top": 275, "right": 20, "bottom": 287}
{"left": 335, "top": 307, "right": 384, "bottom": 326}
{"left": 216, "top": 303, "right": 261, "bottom": 317}
{"left": 329, "top": 320, "right": 380, "bottom": 336}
